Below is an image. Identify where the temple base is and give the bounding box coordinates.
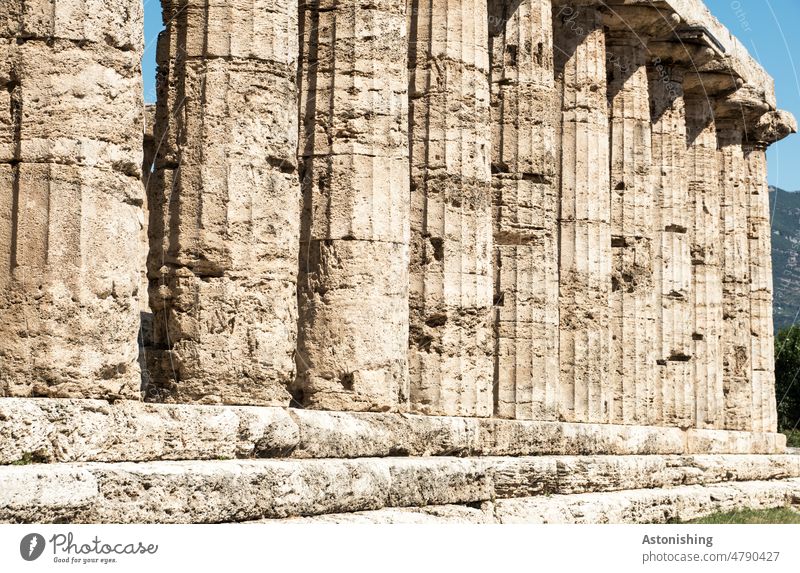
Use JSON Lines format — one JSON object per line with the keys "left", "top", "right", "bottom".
{"left": 0, "top": 398, "right": 796, "bottom": 523}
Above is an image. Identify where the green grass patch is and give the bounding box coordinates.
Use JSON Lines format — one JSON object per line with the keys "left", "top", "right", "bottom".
{"left": 682, "top": 507, "right": 800, "bottom": 524}
{"left": 782, "top": 429, "right": 800, "bottom": 448}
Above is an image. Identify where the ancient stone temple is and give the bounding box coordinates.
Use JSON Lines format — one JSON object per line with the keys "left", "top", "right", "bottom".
{"left": 0, "top": 0, "right": 799, "bottom": 524}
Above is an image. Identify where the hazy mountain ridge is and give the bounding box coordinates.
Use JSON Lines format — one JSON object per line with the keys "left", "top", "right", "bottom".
{"left": 769, "top": 186, "right": 800, "bottom": 332}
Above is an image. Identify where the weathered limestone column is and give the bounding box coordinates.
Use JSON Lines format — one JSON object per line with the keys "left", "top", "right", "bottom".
{"left": 649, "top": 66, "right": 693, "bottom": 428}
{"left": 0, "top": 2, "right": 144, "bottom": 399}
{"left": 744, "top": 141, "right": 773, "bottom": 433}
{"left": 744, "top": 110, "right": 796, "bottom": 433}
{"left": 716, "top": 121, "right": 752, "bottom": 431}
{"left": 408, "top": 0, "right": 493, "bottom": 416}
{"left": 295, "top": 0, "right": 410, "bottom": 411}
{"left": 553, "top": 3, "right": 610, "bottom": 423}
{"left": 148, "top": 1, "right": 299, "bottom": 405}
{"left": 489, "top": 0, "right": 558, "bottom": 420}
{"left": 606, "top": 35, "right": 656, "bottom": 425}
{"left": 685, "top": 94, "right": 724, "bottom": 429}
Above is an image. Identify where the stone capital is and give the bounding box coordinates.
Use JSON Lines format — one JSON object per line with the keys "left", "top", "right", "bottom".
{"left": 752, "top": 110, "right": 798, "bottom": 146}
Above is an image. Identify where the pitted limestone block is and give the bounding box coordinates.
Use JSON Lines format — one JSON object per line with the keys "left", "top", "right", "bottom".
{"left": 493, "top": 457, "right": 559, "bottom": 497}
{"left": 494, "top": 237, "right": 560, "bottom": 421}
{"left": 0, "top": 399, "right": 300, "bottom": 464}
{"left": 0, "top": 465, "right": 98, "bottom": 523}
{"left": 667, "top": 454, "right": 800, "bottom": 485}
{"left": 0, "top": 400, "right": 790, "bottom": 464}
{"left": 493, "top": 479, "right": 800, "bottom": 524}
{"left": 493, "top": 179, "right": 557, "bottom": 236}
{"left": 276, "top": 504, "right": 495, "bottom": 523}
{"left": 296, "top": 239, "right": 409, "bottom": 412}
{"left": 687, "top": 428, "right": 786, "bottom": 454}
{"left": 148, "top": 165, "right": 298, "bottom": 276}
{"left": 289, "top": 409, "right": 482, "bottom": 459}
{"left": 161, "top": 0, "right": 297, "bottom": 63}
{"left": 490, "top": 83, "right": 557, "bottom": 178}
{"left": 80, "top": 459, "right": 393, "bottom": 523}
{"left": 0, "top": 457, "right": 493, "bottom": 523}
{"left": 408, "top": 0, "right": 490, "bottom": 71}
{"left": 148, "top": 274, "right": 296, "bottom": 406}
{"left": 477, "top": 419, "right": 685, "bottom": 457}
{"left": 0, "top": 39, "right": 142, "bottom": 170}
{"left": 154, "top": 58, "right": 297, "bottom": 169}
{"left": 298, "top": 4, "right": 406, "bottom": 158}
{"left": 0, "top": 0, "right": 143, "bottom": 49}
{"left": 490, "top": 454, "right": 800, "bottom": 497}
{"left": 0, "top": 163, "right": 142, "bottom": 399}
{"left": 299, "top": 154, "right": 409, "bottom": 243}
{"left": 153, "top": 55, "right": 297, "bottom": 173}
{"left": 386, "top": 458, "right": 493, "bottom": 507}
{"left": 553, "top": 455, "right": 666, "bottom": 495}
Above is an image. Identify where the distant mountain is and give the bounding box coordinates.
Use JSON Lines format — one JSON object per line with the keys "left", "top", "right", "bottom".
{"left": 770, "top": 186, "right": 800, "bottom": 332}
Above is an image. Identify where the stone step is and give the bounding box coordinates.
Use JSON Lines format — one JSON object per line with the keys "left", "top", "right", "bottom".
{"left": 0, "top": 398, "right": 786, "bottom": 466}
{"left": 277, "top": 479, "right": 800, "bottom": 524}
{"left": 2, "top": 454, "right": 799, "bottom": 523}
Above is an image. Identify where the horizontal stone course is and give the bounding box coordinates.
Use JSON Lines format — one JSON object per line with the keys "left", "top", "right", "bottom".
{"left": 4, "top": 454, "right": 798, "bottom": 523}
{"left": 0, "top": 399, "right": 787, "bottom": 465}
{"left": 288, "top": 479, "right": 800, "bottom": 524}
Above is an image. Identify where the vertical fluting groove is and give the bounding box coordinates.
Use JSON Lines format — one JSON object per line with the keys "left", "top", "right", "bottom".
{"left": 408, "top": 0, "right": 493, "bottom": 417}
{"left": 0, "top": 1, "right": 144, "bottom": 399}
{"left": 295, "top": 0, "right": 410, "bottom": 412}
{"left": 149, "top": 0, "right": 299, "bottom": 406}
{"left": 686, "top": 95, "right": 724, "bottom": 429}
{"left": 649, "top": 68, "right": 692, "bottom": 428}
{"left": 554, "top": 4, "right": 610, "bottom": 423}
{"left": 490, "top": 0, "right": 558, "bottom": 420}
{"left": 744, "top": 143, "right": 776, "bottom": 432}
{"left": 717, "top": 123, "right": 752, "bottom": 431}
{"left": 606, "top": 38, "right": 656, "bottom": 426}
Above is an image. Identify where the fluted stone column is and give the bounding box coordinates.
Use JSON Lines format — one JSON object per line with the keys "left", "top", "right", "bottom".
{"left": 553, "top": 4, "right": 610, "bottom": 423}
{"left": 408, "top": 0, "right": 493, "bottom": 417}
{"left": 0, "top": 1, "right": 144, "bottom": 399}
{"left": 489, "top": 0, "right": 558, "bottom": 420}
{"left": 742, "top": 109, "right": 796, "bottom": 433}
{"left": 295, "top": 0, "right": 410, "bottom": 412}
{"left": 606, "top": 36, "right": 656, "bottom": 425}
{"left": 148, "top": 0, "right": 299, "bottom": 405}
{"left": 685, "top": 95, "right": 724, "bottom": 429}
{"left": 744, "top": 141, "right": 775, "bottom": 433}
{"left": 649, "top": 66, "right": 693, "bottom": 428}
{"left": 716, "top": 121, "right": 752, "bottom": 431}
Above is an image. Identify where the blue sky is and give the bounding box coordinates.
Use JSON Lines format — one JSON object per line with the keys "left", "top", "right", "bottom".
{"left": 141, "top": 1, "right": 799, "bottom": 189}
{"left": 705, "top": 0, "right": 800, "bottom": 190}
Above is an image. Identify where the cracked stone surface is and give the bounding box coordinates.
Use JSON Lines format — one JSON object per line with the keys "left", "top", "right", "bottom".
{"left": 407, "top": 0, "right": 494, "bottom": 417}
{"left": 294, "top": 0, "right": 411, "bottom": 413}
{"left": 146, "top": 0, "right": 299, "bottom": 406}
{"left": 490, "top": 0, "right": 559, "bottom": 421}
{"left": 0, "top": 1, "right": 144, "bottom": 400}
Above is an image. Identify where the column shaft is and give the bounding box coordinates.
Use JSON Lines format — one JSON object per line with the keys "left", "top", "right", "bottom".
{"left": 554, "top": 4, "right": 610, "bottom": 423}
{"left": 744, "top": 143, "right": 777, "bottom": 432}
{"left": 649, "top": 68, "right": 693, "bottom": 427}
{"left": 295, "top": 0, "right": 410, "bottom": 411}
{"left": 717, "top": 124, "right": 752, "bottom": 431}
{"left": 685, "top": 96, "right": 724, "bottom": 429}
{"left": 408, "top": 0, "right": 494, "bottom": 417}
{"left": 490, "top": 0, "right": 558, "bottom": 420}
{"left": 606, "top": 39, "right": 656, "bottom": 425}
{"left": 0, "top": 1, "right": 144, "bottom": 399}
{"left": 149, "top": 0, "right": 299, "bottom": 405}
